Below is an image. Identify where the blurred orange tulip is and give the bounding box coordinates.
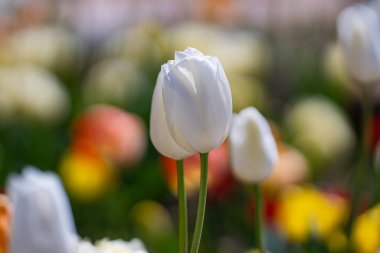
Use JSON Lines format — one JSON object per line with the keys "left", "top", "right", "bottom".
{"left": 160, "top": 143, "right": 233, "bottom": 200}
{"left": 0, "top": 195, "right": 11, "bottom": 253}
{"left": 263, "top": 144, "right": 310, "bottom": 192}
{"left": 73, "top": 104, "right": 146, "bottom": 166}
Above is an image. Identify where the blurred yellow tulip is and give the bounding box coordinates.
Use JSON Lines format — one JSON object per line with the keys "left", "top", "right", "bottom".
{"left": 59, "top": 140, "right": 115, "bottom": 202}
{"left": 352, "top": 204, "right": 380, "bottom": 253}
{"left": 275, "top": 186, "right": 348, "bottom": 243}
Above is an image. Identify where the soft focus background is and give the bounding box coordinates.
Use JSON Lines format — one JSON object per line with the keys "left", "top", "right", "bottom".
{"left": 0, "top": 0, "right": 379, "bottom": 252}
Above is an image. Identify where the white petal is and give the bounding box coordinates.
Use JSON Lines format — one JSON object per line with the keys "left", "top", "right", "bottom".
{"left": 184, "top": 47, "right": 205, "bottom": 57}
{"left": 175, "top": 51, "right": 187, "bottom": 64}
{"left": 150, "top": 71, "right": 194, "bottom": 160}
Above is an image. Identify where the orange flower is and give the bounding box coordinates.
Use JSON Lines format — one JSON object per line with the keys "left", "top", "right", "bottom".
{"left": 263, "top": 144, "right": 310, "bottom": 192}
{"left": 73, "top": 104, "right": 146, "bottom": 166}
{"left": 160, "top": 143, "right": 233, "bottom": 199}
{"left": 0, "top": 195, "right": 11, "bottom": 253}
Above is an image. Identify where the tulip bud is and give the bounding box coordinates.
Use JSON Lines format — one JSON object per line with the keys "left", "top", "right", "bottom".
{"left": 160, "top": 47, "right": 232, "bottom": 154}
{"left": 150, "top": 71, "right": 194, "bottom": 160}
{"left": 6, "top": 167, "right": 77, "bottom": 253}
{"left": 229, "top": 107, "right": 278, "bottom": 183}
{"left": 337, "top": 4, "right": 380, "bottom": 83}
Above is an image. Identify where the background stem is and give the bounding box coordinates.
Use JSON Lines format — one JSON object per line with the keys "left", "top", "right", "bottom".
{"left": 190, "top": 153, "right": 209, "bottom": 253}
{"left": 253, "top": 183, "right": 265, "bottom": 253}
{"left": 177, "top": 159, "right": 188, "bottom": 253}
{"left": 348, "top": 87, "right": 372, "bottom": 232}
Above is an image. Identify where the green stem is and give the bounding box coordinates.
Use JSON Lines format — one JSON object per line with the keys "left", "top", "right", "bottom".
{"left": 348, "top": 87, "right": 372, "bottom": 232}
{"left": 177, "top": 160, "right": 188, "bottom": 253}
{"left": 190, "top": 153, "right": 209, "bottom": 253}
{"left": 253, "top": 184, "right": 265, "bottom": 253}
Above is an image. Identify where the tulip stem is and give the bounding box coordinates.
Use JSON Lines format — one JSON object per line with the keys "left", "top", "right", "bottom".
{"left": 348, "top": 87, "right": 372, "bottom": 232}
{"left": 177, "top": 159, "right": 188, "bottom": 253}
{"left": 190, "top": 153, "right": 209, "bottom": 253}
{"left": 253, "top": 184, "right": 265, "bottom": 253}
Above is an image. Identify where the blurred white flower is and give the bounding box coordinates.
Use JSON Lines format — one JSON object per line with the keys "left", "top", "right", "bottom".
{"left": 234, "top": 0, "right": 346, "bottom": 31}
{"left": 0, "top": 65, "right": 69, "bottom": 124}
{"left": 77, "top": 239, "right": 148, "bottom": 253}
{"left": 6, "top": 166, "right": 77, "bottom": 253}
{"left": 0, "top": 26, "right": 77, "bottom": 73}
{"left": 102, "top": 23, "right": 165, "bottom": 67}
{"left": 83, "top": 58, "right": 145, "bottom": 107}
{"left": 229, "top": 74, "right": 267, "bottom": 112}
{"left": 166, "top": 23, "right": 269, "bottom": 76}
{"left": 77, "top": 238, "right": 149, "bottom": 253}
{"left": 285, "top": 96, "right": 355, "bottom": 165}
{"left": 337, "top": 4, "right": 380, "bottom": 83}
{"left": 96, "top": 238, "right": 148, "bottom": 253}
{"left": 77, "top": 241, "right": 102, "bottom": 253}
{"left": 229, "top": 107, "right": 278, "bottom": 183}
{"left": 323, "top": 42, "right": 357, "bottom": 95}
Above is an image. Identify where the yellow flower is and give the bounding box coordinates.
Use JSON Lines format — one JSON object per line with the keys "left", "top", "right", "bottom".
{"left": 59, "top": 141, "right": 115, "bottom": 202}
{"left": 352, "top": 204, "right": 380, "bottom": 253}
{"left": 275, "top": 186, "right": 348, "bottom": 243}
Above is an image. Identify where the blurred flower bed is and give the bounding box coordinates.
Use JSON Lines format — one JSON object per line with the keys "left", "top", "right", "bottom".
{"left": 0, "top": 0, "right": 379, "bottom": 252}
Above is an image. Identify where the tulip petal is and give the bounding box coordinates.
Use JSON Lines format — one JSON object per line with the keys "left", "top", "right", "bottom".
{"left": 150, "top": 72, "right": 194, "bottom": 160}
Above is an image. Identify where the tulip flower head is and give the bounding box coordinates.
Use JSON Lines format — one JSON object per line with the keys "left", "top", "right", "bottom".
{"left": 337, "top": 4, "right": 380, "bottom": 83}
{"left": 229, "top": 107, "right": 278, "bottom": 183}
{"left": 6, "top": 167, "right": 77, "bottom": 253}
{"left": 150, "top": 47, "right": 232, "bottom": 157}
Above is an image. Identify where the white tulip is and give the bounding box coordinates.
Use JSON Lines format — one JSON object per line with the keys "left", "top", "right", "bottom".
{"left": 150, "top": 71, "right": 194, "bottom": 160}
{"left": 229, "top": 107, "right": 278, "bottom": 183}
{"left": 6, "top": 166, "right": 78, "bottom": 253}
{"left": 337, "top": 4, "right": 380, "bottom": 83}
{"left": 160, "top": 47, "right": 232, "bottom": 154}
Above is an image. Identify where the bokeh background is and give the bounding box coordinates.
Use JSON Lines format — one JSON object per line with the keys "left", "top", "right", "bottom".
{"left": 0, "top": 0, "right": 379, "bottom": 252}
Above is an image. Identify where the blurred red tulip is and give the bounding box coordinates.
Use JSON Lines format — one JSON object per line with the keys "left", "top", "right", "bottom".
{"left": 160, "top": 143, "right": 233, "bottom": 200}
{"left": 73, "top": 104, "right": 146, "bottom": 166}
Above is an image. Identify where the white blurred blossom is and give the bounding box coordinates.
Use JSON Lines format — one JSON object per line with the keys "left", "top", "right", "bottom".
{"left": 83, "top": 58, "right": 145, "bottom": 107}
{"left": 166, "top": 23, "right": 269, "bottom": 76}
{"left": 7, "top": 167, "right": 77, "bottom": 253}
{"left": 77, "top": 239, "right": 148, "bottom": 253}
{"left": 96, "top": 239, "right": 148, "bottom": 253}
{"left": 0, "top": 65, "right": 69, "bottom": 124}
{"left": 337, "top": 4, "right": 380, "bottom": 83}
{"left": 102, "top": 23, "right": 165, "bottom": 67}
{"left": 0, "top": 26, "right": 77, "bottom": 72}
{"left": 285, "top": 96, "right": 355, "bottom": 165}
{"left": 323, "top": 42, "right": 357, "bottom": 95}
